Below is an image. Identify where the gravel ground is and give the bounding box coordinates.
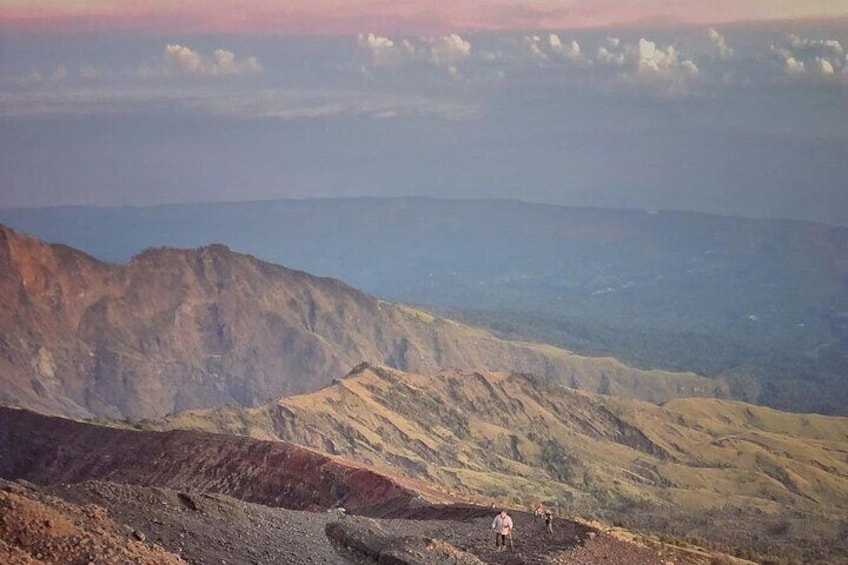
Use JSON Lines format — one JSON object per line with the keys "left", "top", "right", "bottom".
{"left": 0, "top": 479, "right": 186, "bottom": 565}
{"left": 36, "top": 480, "right": 669, "bottom": 565}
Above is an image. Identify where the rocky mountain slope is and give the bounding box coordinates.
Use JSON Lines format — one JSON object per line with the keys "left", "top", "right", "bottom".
{"left": 0, "top": 223, "right": 724, "bottom": 420}
{"left": 0, "top": 408, "right": 740, "bottom": 565}
{"left": 158, "top": 364, "right": 848, "bottom": 563}
{"left": 4, "top": 198, "right": 846, "bottom": 414}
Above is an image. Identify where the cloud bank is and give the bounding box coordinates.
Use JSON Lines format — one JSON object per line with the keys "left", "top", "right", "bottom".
{"left": 771, "top": 33, "right": 845, "bottom": 76}
{"left": 356, "top": 32, "right": 471, "bottom": 75}
{"left": 1, "top": 23, "right": 847, "bottom": 226}
{"left": 160, "top": 44, "right": 263, "bottom": 77}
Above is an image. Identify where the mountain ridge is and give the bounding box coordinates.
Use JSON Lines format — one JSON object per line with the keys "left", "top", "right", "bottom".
{"left": 3, "top": 197, "right": 845, "bottom": 414}
{"left": 0, "top": 405, "right": 422, "bottom": 517}
{"left": 155, "top": 363, "right": 848, "bottom": 563}
{"left": 0, "top": 223, "right": 724, "bottom": 420}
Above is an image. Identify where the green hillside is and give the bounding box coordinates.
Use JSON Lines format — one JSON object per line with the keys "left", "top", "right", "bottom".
{"left": 157, "top": 364, "right": 848, "bottom": 563}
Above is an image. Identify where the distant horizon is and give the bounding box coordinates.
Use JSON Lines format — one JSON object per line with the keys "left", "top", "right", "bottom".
{"left": 1, "top": 195, "right": 845, "bottom": 228}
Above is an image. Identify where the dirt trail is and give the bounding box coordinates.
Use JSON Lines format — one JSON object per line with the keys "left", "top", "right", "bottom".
{"left": 0, "top": 478, "right": 673, "bottom": 565}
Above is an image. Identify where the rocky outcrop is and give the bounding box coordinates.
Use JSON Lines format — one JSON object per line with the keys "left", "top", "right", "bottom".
{"left": 325, "top": 520, "right": 486, "bottom": 565}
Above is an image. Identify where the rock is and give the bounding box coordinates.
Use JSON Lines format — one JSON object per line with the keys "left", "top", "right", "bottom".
{"left": 325, "top": 520, "right": 386, "bottom": 559}
{"left": 16, "top": 479, "right": 43, "bottom": 492}
{"left": 178, "top": 492, "right": 200, "bottom": 512}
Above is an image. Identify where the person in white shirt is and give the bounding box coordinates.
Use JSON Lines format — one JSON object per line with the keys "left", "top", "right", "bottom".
{"left": 491, "top": 509, "right": 514, "bottom": 550}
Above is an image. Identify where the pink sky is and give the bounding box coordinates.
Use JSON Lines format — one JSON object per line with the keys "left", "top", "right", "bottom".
{"left": 2, "top": 0, "right": 848, "bottom": 34}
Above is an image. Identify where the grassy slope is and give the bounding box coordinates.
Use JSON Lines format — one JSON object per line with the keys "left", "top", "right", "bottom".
{"left": 159, "top": 365, "right": 848, "bottom": 563}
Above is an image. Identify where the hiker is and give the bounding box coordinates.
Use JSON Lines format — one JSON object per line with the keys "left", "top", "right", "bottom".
{"left": 491, "top": 509, "right": 513, "bottom": 551}
{"left": 534, "top": 501, "right": 545, "bottom": 521}
{"left": 544, "top": 509, "right": 553, "bottom": 534}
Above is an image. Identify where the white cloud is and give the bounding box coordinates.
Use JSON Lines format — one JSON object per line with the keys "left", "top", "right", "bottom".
{"left": 428, "top": 34, "right": 471, "bottom": 67}
{"left": 565, "top": 40, "right": 582, "bottom": 60}
{"left": 773, "top": 33, "right": 844, "bottom": 77}
{"left": 549, "top": 34, "right": 583, "bottom": 61}
{"left": 162, "top": 44, "right": 262, "bottom": 77}
{"left": 635, "top": 39, "right": 697, "bottom": 75}
{"left": 589, "top": 36, "right": 701, "bottom": 96}
{"left": 524, "top": 35, "right": 547, "bottom": 60}
{"left": 356, "top": 33, "right": 470, "bottom": 75}
{"left": 165, "top": 44, "right": 202, "bottom": 74}
{"left": 824, "top": 40, "right": 843, "bottom": 55}
{"left": 784, "top": 56, "right": 805, "bottom": 74}
{"left": 211, "top": 49, "right": 262, "bottom": 75}
{"left": 707, "top": 28, "right": 733, "bottom": 60}
{"left": 595, "top": 37, "right": 698, "bottom": 79}
{"left": 637, "top": 38, "right": 659, "bottom": 69}
{"left": 357, "top": 32, "right": 394, "bottom": 52}
{"left": 204, "top": 90, "right": 482, "bottom": 121}
{"left": 519, "top": 33, "right": 587, "bottom": 66}
{"left": 680, "top": 60, "right": 699, "bottom": 75}
{"left": 356, "top": 33, "right": 415, "bottom": 67}
{"left": 812, "top": 57, "right": 835, "bottom": 75}
{"left": 789, "top": 34, "right": 843, "bottom": 56}
{"left": 597, "top": 46, "right": 625, "bottom": 67}
{"left": 0, "top": 88, "right": 481, "bottom": 122}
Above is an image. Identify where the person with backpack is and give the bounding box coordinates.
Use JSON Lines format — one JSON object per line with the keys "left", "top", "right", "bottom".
{"left": 491, "top": 509, "right": 514, "bottom": 551}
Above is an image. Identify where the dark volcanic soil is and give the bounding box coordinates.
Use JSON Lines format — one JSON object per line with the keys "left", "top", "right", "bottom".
{"left": 1, "top": 479, "right": 666, "bottom": 565}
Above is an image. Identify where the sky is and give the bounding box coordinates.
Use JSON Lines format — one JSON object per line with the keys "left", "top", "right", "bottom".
{"left": 1, "top": 1, "right": 848, "bottom": 225}
{"left": 3, "top": 1, "right": 848, "bottom": 34}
